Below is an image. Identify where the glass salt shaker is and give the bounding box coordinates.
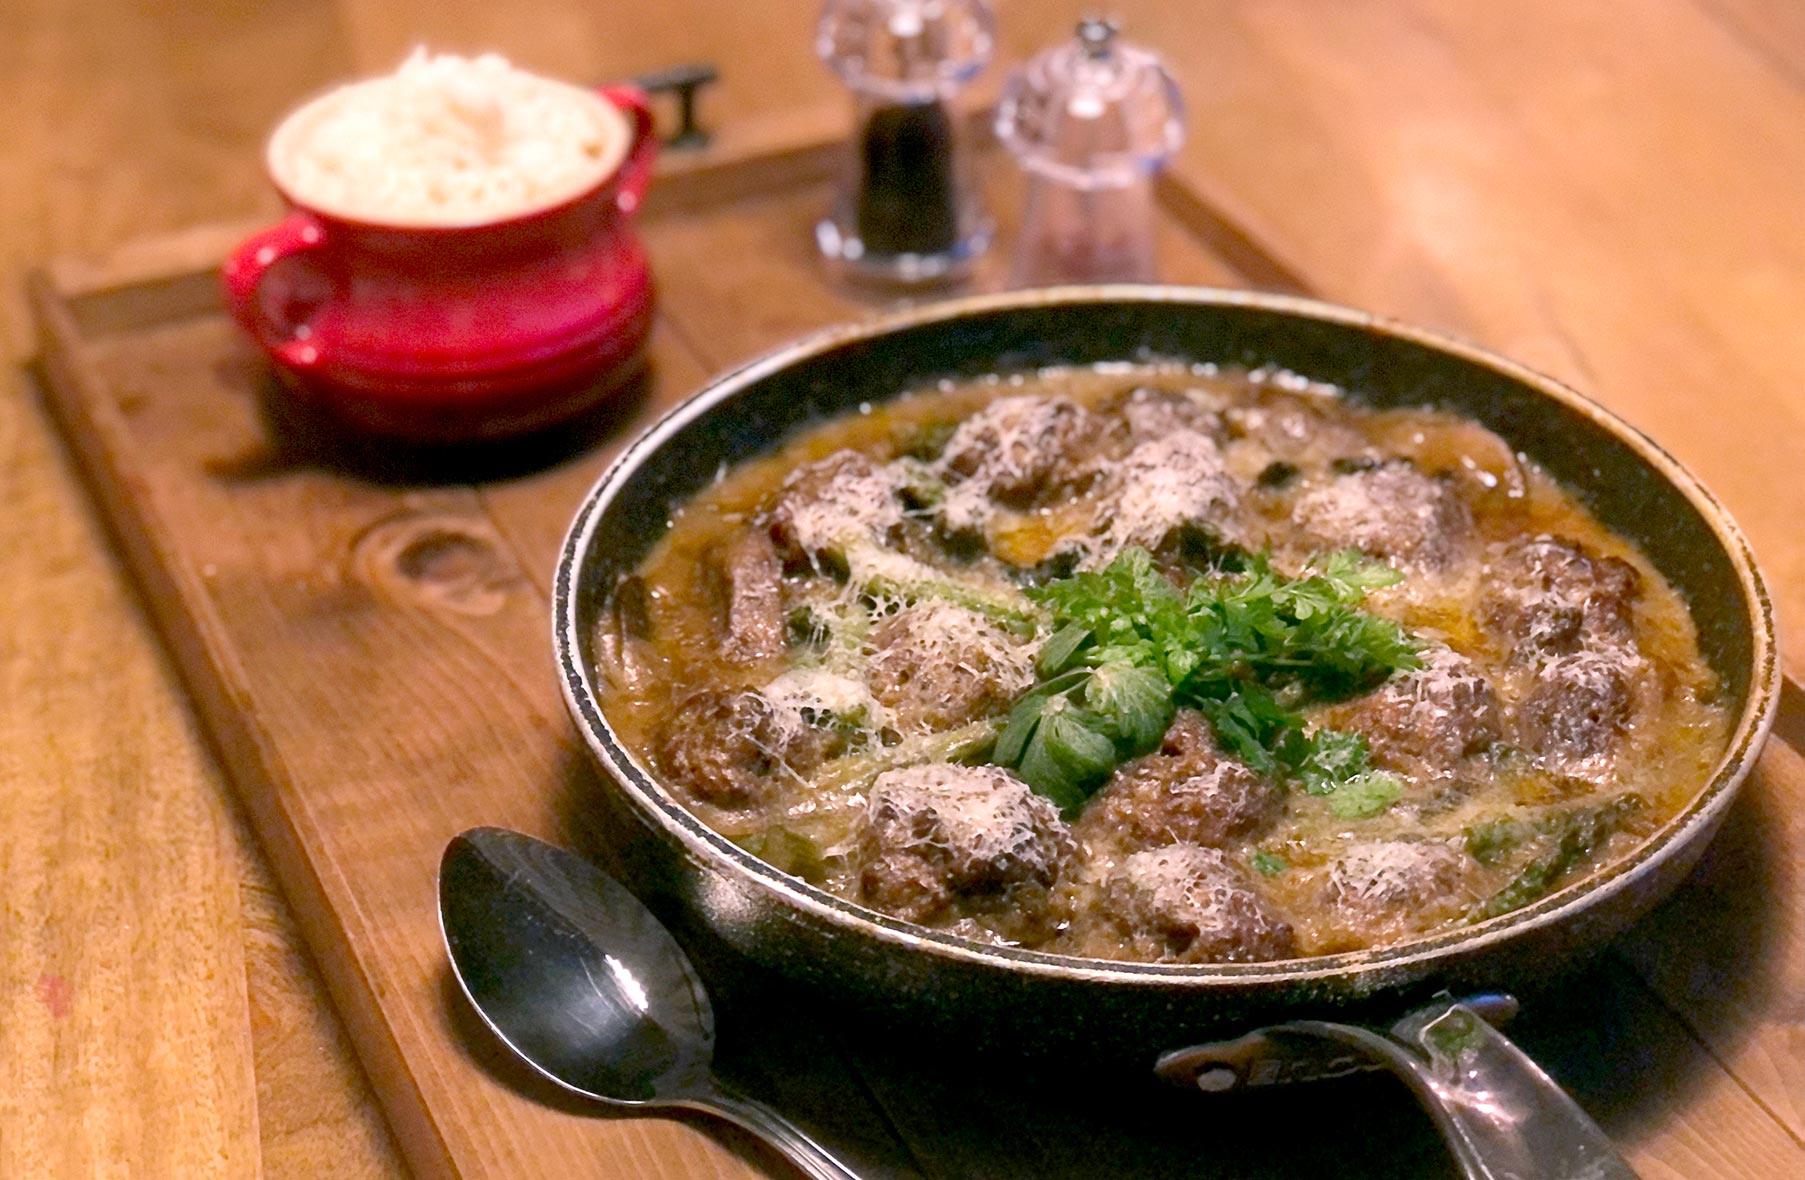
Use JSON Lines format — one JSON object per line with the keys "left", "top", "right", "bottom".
{"left": 815, "top": 0, "right": 994, "bottom": 286}
{"left": 996, "top": 18, "right": 1185, "bottom": 286}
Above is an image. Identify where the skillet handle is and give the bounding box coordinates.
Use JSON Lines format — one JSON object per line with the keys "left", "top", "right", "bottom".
{"left": 1157, "top": 996, "right": 1639, "bottom": 1180}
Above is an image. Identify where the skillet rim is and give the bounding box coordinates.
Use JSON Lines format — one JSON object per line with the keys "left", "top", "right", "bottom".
{"left": 553, "top": 284, "right": 1780, "bottom": 990}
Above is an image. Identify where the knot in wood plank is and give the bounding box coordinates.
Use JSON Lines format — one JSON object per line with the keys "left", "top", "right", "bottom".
{"left": 353, "top": 511, "right": 523, "bottom": 617}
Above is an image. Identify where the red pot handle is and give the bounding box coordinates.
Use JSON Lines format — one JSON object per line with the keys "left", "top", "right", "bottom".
{"left": 599, "top": 84, "right": 658, "bottom": 215}
{"left": 221, "top": 212, "right": 331, "bottom": 371}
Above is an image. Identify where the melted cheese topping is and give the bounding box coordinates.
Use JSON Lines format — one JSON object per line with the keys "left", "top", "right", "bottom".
{"left": 1090, "top": 429, "right": 1242, "bottom": 563}
{"left": 935, "top": 396, "right": 1087, "bottom": 531}
{"left": 761, "top": 667, "right": 889, "bottom": 736}
{"left": 1326, "top": 840, "right": 1461, "bottom": 909}
{"left": 777, "top": 458, "right": 909, "bottom": 554}
{"left": 869, "top": 764, "right": 1063, "bottom": 868}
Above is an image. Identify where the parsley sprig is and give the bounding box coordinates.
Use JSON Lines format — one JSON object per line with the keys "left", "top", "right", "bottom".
{"left": 992, "top": 547, "right": 1419, "bottom": 811}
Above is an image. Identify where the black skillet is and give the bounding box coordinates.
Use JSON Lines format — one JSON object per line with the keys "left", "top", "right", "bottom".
{"left": 550, "top": 287, "right": 1779, "bottom": 1178}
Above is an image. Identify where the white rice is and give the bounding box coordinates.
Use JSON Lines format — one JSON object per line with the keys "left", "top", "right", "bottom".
{"left": 268, "top": 49, "right": 628, "bottom": 226}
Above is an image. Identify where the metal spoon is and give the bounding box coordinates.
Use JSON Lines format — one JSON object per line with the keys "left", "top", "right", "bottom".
{"left": 439, "top": 826, "right": 862, "bottom": 1180}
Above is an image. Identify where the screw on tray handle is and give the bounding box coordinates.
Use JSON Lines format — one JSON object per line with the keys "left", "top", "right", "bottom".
{"left": 632, "top": 64, "right": 719, "bottom": 151}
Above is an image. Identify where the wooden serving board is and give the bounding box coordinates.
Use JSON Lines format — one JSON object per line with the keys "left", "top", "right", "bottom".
{"left": 29, "top": 108, "right": 1805, "bottom": 1180}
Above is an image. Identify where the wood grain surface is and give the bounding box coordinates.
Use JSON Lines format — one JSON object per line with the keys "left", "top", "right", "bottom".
{"left": 4, "top": 3, "right": 1802, "bottom": 1179}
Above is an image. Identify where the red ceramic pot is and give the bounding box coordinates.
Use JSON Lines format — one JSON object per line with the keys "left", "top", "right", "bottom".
{"left": 223, "top": 84, "right": 658, "bottom": 442}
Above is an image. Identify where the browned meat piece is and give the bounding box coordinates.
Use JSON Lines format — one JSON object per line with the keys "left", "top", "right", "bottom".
{"left": 1484, "top": 535, "right": 1642, "bottom": 658}
{"left": 657, "top": 688, "right": 844, "bottom": 809}
{"left": 1323, "top": 840, "right": 1470, "bottom": 945}
{"left": 1076, "top": 711, "right": 1280, "bottom": 852}
{"left": 1291, "top": 460, "right": 1474, "bottom": 571}
{"left": 705, "top": 532, "right": 786, "bottom": 663}
{"left": 1089, "top": 429, "right": 1246, "bottom": 561}
{"left": 857, "top": 764, "right": 1071, "bottom": 932}
{"left": 1511, "top": 649, "right": 1636, "bottom": 778}
{"left": 1100, "top": 844, "right": 1296, "bottom": 963}
{"left": 936, "top": 396, "right": 1099, "bottom": 530}
{"left": 1333, "top": 644, "right": 1500, "bottom": 774}
{"left": 1116, "top": 386, "right": 1225, "bottom": 443}
{"left": 865, "top": 602, "right": 1036, "bottom": 735}
{"left": 1221, "top": 391, "right": 1372, "bottom": 466}
{"left": 765, "top": 450, "right": 909, "bottom": 565}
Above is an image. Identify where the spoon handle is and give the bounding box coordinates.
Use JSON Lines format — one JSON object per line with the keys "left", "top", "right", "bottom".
{"left": 694, "top": 1084, "right": 865, "bottom": 1180}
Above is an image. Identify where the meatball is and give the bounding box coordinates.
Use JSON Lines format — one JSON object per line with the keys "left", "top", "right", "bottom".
{"left": 936, "top": 396, "right": 1098, "bottom": 529}
{"left": 1116, "top": 386, "right": 1225, "bottom": 443}
{"left": 857, "top": 764, "right": 1071, "bottom": 932}
{"left": 1484, "top": 535, "right": 1642, "bottom": 658}
{"left": 1077, "top": 711, "right": 1280, "bottom": 852}
{"left": 1291, "top": 460, "right": 1474, "bottom": 571}
{"left": 765, "top": 450, "right": 909, "bottom": 565}
{"left": 707, "top": 532, "right": 786, "bottom": 663}
{"left": 866, "top": 602, "right": 1036, "bottom": 735}
{"left": 1090, "top": 429, "right": 1246, "bottom": 562}
{"left": 1334, "top": 644, "right": 1500, "bottom": 774}
{"left": 1100, "top": 844, "right": 1296, "bottom": 963}
{"left": 1512, "top": 649, "right": 1637, "bottom": 779}
{"left": 1323, "top": 840, "right": 1470, "bottom": 946}
{"left": 1221, "top": 391, "right": 1372, "bottom": 467}
{"left": 657, "top": 688, "right": 844, "bottom": 809}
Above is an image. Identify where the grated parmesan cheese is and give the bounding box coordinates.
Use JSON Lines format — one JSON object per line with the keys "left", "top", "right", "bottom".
{"left": 865, "top": 601, "right": 1037, "bottom": 734}
{"left": 1120, "top": 386, "right": 1225, "bottom": 442}
{"left": 1085, "top": 429, "right": 1241, "bottom": 565}
{"left": 867, "top": 763, "right": 1067, "bottom": 871}
{"left": 772, "top": 454, "right": 910, "bottom": 556}
{"left": 1103, "top": 843, "right": 1294, "bottom": 961}
{"left": 760, "top": 667, "right": 889, "bottom": 738}
{"left": 1291, "top": 462, "right": 1472, "bottom": 571}
{"left": 1535, "top": 646, "right": 1641, "bottom": 688}
{"left": 1388, "top": 643, "right": 1493, "bottom": 730}
{"left": 1112, "top": 845, "right": 1243, "bottom": 916}
{"left": 1483, "top": 535, "right": 1642, "bottom": 659}
{"left": 1325, "top": 840, "right": 1462, "bottom": 911}
{"left": 1516, "top": 647, "right": 1641, "bottom": 780}
{"left": 874, "top": 601, "right": 1035, "bottom": 681}
{"left": 935, "top": 395, "right": 1091, "bottom": 531}
{"left": 1488, "top": 537, "right": 1592, "bottom": 650}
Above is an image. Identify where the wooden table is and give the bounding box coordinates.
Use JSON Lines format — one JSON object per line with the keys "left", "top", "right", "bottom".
{"left": 4, "top": 3, "right": 1802, "bottom": 1178}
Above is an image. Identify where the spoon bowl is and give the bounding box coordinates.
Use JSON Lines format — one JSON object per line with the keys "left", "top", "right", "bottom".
{"left": 439, "top": 827, "right": 861, "bottom": 1179}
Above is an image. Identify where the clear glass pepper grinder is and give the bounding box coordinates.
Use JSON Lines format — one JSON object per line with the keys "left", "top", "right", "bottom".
{"left": 996, "top": 18, "right": 1185, "bottom": 286}
{"left": 815, "top": 0, "right": 994, "bottom": 285}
